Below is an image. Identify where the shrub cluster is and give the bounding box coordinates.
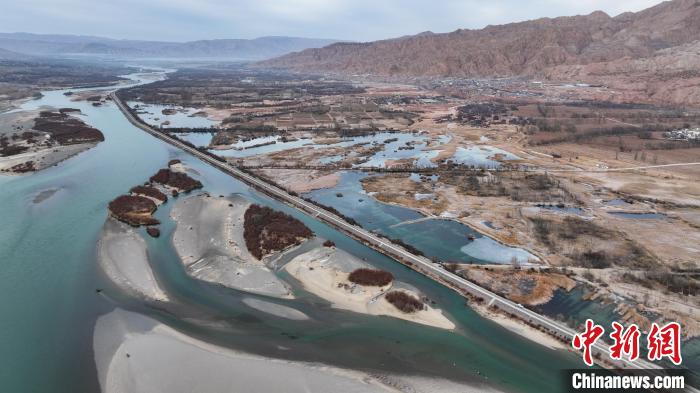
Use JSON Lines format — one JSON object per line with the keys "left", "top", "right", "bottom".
{"left": 385, "top": 291, "right": 424, "bottom": 313}
{"left": 323, "top": 240, "right": 336, "bottom": 248}
{"left": 348, "top": 268, "right": 393, "bottom": 286}
{"left": 33, "top": 110, "right": 104, "bottom": 145}
{"left": 108, "top": 195, "right": 159, "bottom": 226}
{"left": 243, "top": 204, "right": 313, "bottom": 259}
{"left": 149, "top": 168, "right": 203, "bottom": 192}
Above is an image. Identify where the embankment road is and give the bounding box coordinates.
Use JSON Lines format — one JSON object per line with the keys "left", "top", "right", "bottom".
{"left": 111, "top": 91, "right": 662, "bottom": 371}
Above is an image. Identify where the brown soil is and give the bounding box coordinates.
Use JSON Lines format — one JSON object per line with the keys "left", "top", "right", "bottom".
{"left": 457, "top": 266, "right": 576, "bottom": 306}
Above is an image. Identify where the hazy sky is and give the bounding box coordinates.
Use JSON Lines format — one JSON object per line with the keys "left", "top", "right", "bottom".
{"left": 1, "top": 0, "right": 664, "bottom": 42}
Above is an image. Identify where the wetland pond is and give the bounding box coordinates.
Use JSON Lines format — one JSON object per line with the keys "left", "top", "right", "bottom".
{"left": 305, "top": 171, "right": 538, "bottom": 265}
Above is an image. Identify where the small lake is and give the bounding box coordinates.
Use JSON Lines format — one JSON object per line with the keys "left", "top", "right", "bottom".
{"left": 448, "top": 145, "right": 520, "bottom": 168}
{"left": 608, "top": 211, "right": 666, "bottom": 219}
{"left": 213, "top": 135, "right": 312, "bottom": 157}
{"left": 410, "top": 172, "right": 439, "bottom": 182}
{"left": 604, "top": 198, "right": 633, "bottom": 207}
{"left": 538, "top": 205, "right": 586, "bottom": 216}
{"left": 318, "top": 154, "right": 345, "bottom": 164}
{"left": 176, "top": 132, "right": 217, "bottom": 147}
{"left": 128, "top": 101, "right": 219, "bottom": 128}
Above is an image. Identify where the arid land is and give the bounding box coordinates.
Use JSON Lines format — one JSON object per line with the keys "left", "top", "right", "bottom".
{"left": 121, "top": 67, "right": 699, "bottom": 343}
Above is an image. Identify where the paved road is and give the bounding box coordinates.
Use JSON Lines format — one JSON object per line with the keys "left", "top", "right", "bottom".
{"left": 548, "top": 161, "right": 700, "bottom": 173}
{"left": 111, "top": 92, "right": 662, "bottom": 371}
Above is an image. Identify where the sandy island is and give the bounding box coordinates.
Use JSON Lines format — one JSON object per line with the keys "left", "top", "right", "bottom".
{"left": 94, "top": 309, "right": 498, "bottom": 393}
{"left": 93, "top": 309, "right": 393, "bottom": 393}
{"left": 171, "top": 193, "right": 293, "bottom": 298}
{"left": 0, "top": 109, "right": 102, "bottom": 175}
{"left": 97, "top": 218, "right": 168, "bottom": 302}
{"left": 285, "top": 246, "right": 455, "bottom": 330}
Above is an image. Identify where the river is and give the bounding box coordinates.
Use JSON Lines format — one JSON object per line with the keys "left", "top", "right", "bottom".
{"left": 0, "top": 69, "right": 585, "bottom": 393}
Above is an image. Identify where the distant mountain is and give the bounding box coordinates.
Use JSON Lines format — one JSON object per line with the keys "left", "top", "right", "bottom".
{"left": 258, "top": 0, "right": 700, "bottom": 105}
{"left": 0, "top": 47, "right": 32, "bottom": 60}
{"left": 0, "top": 33, "right": 340, "bottom": 60}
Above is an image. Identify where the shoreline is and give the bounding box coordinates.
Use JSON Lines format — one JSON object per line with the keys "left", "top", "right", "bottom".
{"left": 471, "top": 301, "right": 566, "bottom": 351}
{"left": 94, "top": 308, "right": 498, "bottom": 393}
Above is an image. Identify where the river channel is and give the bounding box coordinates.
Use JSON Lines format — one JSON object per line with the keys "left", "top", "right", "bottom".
{"left": 0, "top": 69, "right": 585, "bottom": 393}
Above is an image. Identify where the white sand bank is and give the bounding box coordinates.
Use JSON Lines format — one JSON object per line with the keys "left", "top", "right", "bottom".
{"left": 473, "top": 304, "right": 565, "bottom": 351}
{"left": 171, "top": 194, "right": 292, "bottom": 298}
{"left": 93, "top": 309, "right": 393, "bottom": 393}
{"left": 285, "top": 247, "right": 455, "bottom": 330}
{"left": 97, "top": 218, "right": 168, "bottom": 301}
{"left": 94, "top": 309, "right": 496, "bottom": 393}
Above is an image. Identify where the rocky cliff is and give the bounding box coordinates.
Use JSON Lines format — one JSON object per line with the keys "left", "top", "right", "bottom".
{"left": 260, "top": 0, "right": 700, "bottom": 105}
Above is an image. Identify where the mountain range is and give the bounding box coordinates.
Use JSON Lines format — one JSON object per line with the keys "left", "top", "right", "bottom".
{"left": 259, "top": 0, "right": 700, "bottom": 106}
{"left": 0, "top": 33, "right": 339, "bottom": 60}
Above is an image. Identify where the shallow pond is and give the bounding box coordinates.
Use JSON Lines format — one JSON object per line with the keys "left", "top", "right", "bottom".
{"left": 538, "top": 205, "right": 586, "bottom": 216}
{"left": 449, "top": 145, "right": 520, "bottom": 168}
{"left": 128, "top": 101, "right": 219, "bottom": 128}
{"left": 212, "top": 131, "right": 444, "bottom": 167}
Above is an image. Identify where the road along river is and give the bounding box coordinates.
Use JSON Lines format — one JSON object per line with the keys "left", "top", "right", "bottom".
{"left": 1, "top": 69, "right": 599, "bottom": 393}
{"left": 112, "top": 83, "right": 658, "bottom": 372}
